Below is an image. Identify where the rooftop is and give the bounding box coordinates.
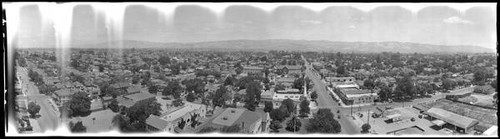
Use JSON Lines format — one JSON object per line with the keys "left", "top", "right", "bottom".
{"left": 212, "top": 108, "right": 246, "bottom": 126}
{"left": 124, "top": 92, "right": 156, "bottom": 102}
{"left": 160, "top": 102, "right": 204, "bottom": 122}
{"left": 145, "top": 115, "right": 170, "bottom": 130}
{"left": 424, "top": 107, "right": 479, "bottom": 129}
{"left": 340, "top": 88, "right": 372, "bottom": 95}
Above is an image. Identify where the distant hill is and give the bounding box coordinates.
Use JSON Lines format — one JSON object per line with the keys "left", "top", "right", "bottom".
{"left": 77, "top": 39, "right": 495, "bottom": 54}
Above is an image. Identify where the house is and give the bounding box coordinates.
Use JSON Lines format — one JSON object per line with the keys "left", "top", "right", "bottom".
{"left": 53, "top": 88, "right": 80, "bottom": 106}
{"left": 145, "top": 102, "right": 207, "bottom": 132}
{"left": 210, "top": 108, "right": 263, "bottom": 134}
{"left": 111, "top": 81, "right": 131, "bottom": 89}
{"left": 116, "top": 92, "right": 156, "bottom": 108}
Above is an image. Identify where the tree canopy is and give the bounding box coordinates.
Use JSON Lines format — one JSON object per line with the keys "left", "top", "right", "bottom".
{"left": 163, "top": 80, "right": 183, "bottom": 99}
{"left": 28, "top": 102, "right": 41, "bottom": 118}
{"left": 68, "top": 92, "right": 92, "bottom": 117}
{"left": 306, "top": 108, "right": 341, "bottom": 133}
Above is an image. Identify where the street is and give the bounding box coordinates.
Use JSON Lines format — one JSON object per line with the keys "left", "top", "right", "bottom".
{"left": 302, "top": 56, "right": 361, "bottom": 134}
{"left": 301, "top": 56, "right": 479, "bottom": 135}
{"left": 17, "top": 66, "right": 61, "bottom": 132}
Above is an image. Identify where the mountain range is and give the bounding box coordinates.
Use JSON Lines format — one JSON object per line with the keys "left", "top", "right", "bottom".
{"left": 76, "top": 39, "right": 496, "bottom": 54}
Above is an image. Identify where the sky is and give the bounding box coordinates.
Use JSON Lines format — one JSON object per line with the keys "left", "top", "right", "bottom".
{"left": 4, "top": 3, "right": 497, "bottom": 50}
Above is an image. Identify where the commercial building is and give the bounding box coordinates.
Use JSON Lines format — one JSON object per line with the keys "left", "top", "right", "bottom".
{"left": 336, "top": 88, "right": 378, "bottom": 105}
{"left": 424, "top": 107, "right": 480, "bottom": 134}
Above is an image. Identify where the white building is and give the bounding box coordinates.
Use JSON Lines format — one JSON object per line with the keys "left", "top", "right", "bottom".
{"left": 145, "top": 102, "right": 207, "bottom": 132}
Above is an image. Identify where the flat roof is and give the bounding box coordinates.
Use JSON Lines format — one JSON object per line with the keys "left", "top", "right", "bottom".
{"left": 125, "top": 92, "right": 155, "bottom": 102}
{"left": 424, "top": 107, "right": 479, "bottom": 129}
{"left": 340, "top": 88, "right": 372, "bottom": 95}
{"left": 212, "top": 108, "right": 246, "bottom": 126}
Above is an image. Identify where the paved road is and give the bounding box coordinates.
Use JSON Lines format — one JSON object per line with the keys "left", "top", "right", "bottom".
{"left": 302, "top": 56, "right": 361, "bottom": 134}
{"left": 18, "top": 66, "right": 60, "bottom": 132}
{"left": 301, "top": 56, "right": 478, "bottom": 134}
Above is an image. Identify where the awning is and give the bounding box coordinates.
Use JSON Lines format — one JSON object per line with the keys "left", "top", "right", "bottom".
{"left": 432, "top": 120, "right": 446, "bottom": 126}
{"left": 386, "top": 113, "right": 402, "bottom": 119}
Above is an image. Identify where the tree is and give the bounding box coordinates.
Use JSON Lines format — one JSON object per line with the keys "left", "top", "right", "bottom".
{"left": 163, "top": 80, "right": 183, "bottom": 99}
{"left": 183, "top": 78, "right": 206, "bottom": 95}
{"left": 27, "top": 102, "right": 41, "bottom": 118}
{"left": 264, "top": 101, "right": 274, "bottom": 113}
{"left": 310, "top": 91, "right": 318, "bottom": 101}
{"left": 213, "top": 85, "right": 228, "bottom": 108}
{"left": 269, "top": 120, "right": 283, "bottom": 133}
{"left": 148, "top": 85, "right": 159, "bottom": 95}
{"left": 293, "top": 78, "right": 304, "bottom": 90}
{"left": 177, "top": 118, "right": 187, "bottom": 130}
{"left": 172, "top": 98, "right": 184, "bottom": 107}
{"left": 299, "top": 99, "right": 310, "bottom": 117}
{"left": 186, "top": 92, "right": 196, "bottom": 102}
{"left": 158, "top": 55, "right": 171, "bottom": 66}
{"left": 270, "top": 108, "right": 287, "bottom": 122}
{"left": 221, "top": 124, "right": 241, "bottom": 133}
{"left": 442, "top": 78, "right": 456, "bottom": 91}
{"left": 286, "top": 116, "right": 302, "bottom": 132}
{"left": 68, "top": 92, "right": 92, "bottom": 117}
{"left": 378, "top": 84, "right": 392, "bottom": 102}
{"left": 473, "top": 69, "right": 487, "bottom": 85}
{"left": 306, "top": 108, "right": 341, "bottom": 133}
{"left": 363, "top": 79, "right": 375, "bottom": 90}
{"left": 108, "top": 99, "right": 120, "bottom": 113}
{"left": 69, "top": 121, "right": 87, "bottom": 133}
{"left": 224, "top": 76, "right": 236, "bottom": 86}
{"left": 245, "top": 81, "right": 262, "bottom": 111}
{"left": 491, "top": 79, "right": 497, "bottom": 92}
{"left": 124, "top": 99, "right": 162, "bottom": 132}
{"left": 198, "top": 126, "right": 218, "bottom": 133}
{"left": 361, "top": 123, "right": 371, "bottom": 133}
{"left": 336, "top": 65, "right": 346, "bottom": 76}
{"left": 281, "top": 98, "right": 295, "bottom": 115}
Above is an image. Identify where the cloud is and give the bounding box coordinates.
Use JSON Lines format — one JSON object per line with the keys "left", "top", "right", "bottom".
{"left": 349, "top": 25, "right": 356, "bottom": 29}
{"left": 443, "top": 16, "right": 473, "bottom": 24}
{"left": 301, "top": 20, "right": 322, "bottom": 25}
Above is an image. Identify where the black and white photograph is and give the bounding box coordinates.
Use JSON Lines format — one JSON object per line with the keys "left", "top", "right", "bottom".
{"left": 3, "top": 2, "right": 497, "bottom": 137}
